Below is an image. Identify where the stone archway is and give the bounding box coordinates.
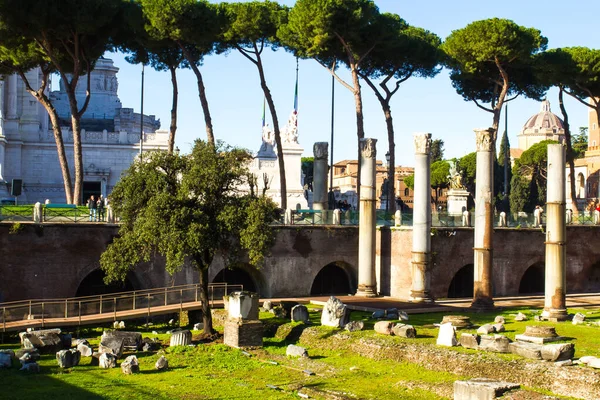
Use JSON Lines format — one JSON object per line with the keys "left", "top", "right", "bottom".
{"left": 519, "top": 262, "right": 545, "bottom": 294}
{"left": 212, "top": 266, "right": 262, "bottom": 294}
{"left": 310, "top": 262, "right": 355, "bottom": 296}
{"left": 582, "top": 261, "right": 600, "bottom": 293}
{"left": 76, "top": 269, "right": 136, "bottom": 297}
{"left": 447, "top": 264, "right": 474, "bottom": 298}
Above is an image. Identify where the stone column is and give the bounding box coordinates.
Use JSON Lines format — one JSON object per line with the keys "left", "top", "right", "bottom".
{"left": 410, "top": 133, "right": 433, "bottom": 302}
{"left": 7, "top": 73, "right": 17, "bottom": 119}
{"left": 312, "top": 142, "right": 329, "bottom": 211}
{"left": 543, "top": 144, "right": 568, "bottom": 321}
{"left": 356, "top": 138, "right": 378, "bottom": 297}
{"left": 472, "top": 128, "right": 495, "bottom": 311}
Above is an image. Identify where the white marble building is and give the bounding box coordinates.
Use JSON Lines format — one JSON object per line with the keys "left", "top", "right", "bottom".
{"left": 0, "top": 58, "right": 168, "bottom": 204}
{"left": 249, "top": 110, "right": 308, "bottom": 210}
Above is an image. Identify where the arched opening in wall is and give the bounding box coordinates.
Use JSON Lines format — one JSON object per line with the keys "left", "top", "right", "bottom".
{"left": 447, "top": 264, "right": 473, "bottom": 298}
{"left": 583, "top": 261, "right": 600, "bottom": 292}
{"left": 577, "top": 173, "right": 585, "bottom": 198}
{"left": 76, "top": 269, "right": 135, "bottom": 297}
{"left": 519, "top": 262, "right": 545, "bottom": 294}
{"left": 310, "top": 262, "right": 354, "bottom": 296}
{"left": 212, "top": 267, "right": 257, "bottom": 293}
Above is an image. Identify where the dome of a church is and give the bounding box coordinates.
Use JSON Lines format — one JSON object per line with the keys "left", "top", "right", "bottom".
{"left": 517, "top": 100, "right": 565, "bottom": 152}
{"left": 522, "top": 100, "right": 565, "bottom": 133}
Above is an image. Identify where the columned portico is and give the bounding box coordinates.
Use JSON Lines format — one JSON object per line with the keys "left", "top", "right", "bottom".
{"left": 472, "top": 128, "right": 495, "bottom": 311}
{"left": 356, "top": 138, "right": 378, "bottom": 297}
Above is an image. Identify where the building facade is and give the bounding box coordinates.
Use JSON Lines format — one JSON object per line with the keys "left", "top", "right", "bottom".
{"left": 0, "top": 58, "right": 168, "bottom": 204}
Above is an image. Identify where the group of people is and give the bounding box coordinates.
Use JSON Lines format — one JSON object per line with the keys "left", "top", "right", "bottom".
{"left": 87, "top": 194, "right": 107, "bottom": 222}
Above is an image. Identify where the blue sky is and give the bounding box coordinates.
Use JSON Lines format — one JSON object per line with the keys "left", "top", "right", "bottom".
{"left": 105, "top": 0, "right": 599, "bottom": 167}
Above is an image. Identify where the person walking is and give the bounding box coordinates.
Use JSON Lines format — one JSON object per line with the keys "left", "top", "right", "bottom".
{"left": 88, "top": 195, "right": 97, "bottom": 222}
{"left": 97, "top": 195, "right": 105, "bottom": 222}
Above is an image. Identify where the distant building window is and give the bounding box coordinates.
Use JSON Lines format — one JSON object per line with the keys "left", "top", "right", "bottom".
{"left": 594, "top": 123, "right": 597, "bottom": 130}
{"left": 594, "top": 141, "right": 597, "bottom": 147}
{"left": 404, "top": 188, "right": 409, "bottom": 196}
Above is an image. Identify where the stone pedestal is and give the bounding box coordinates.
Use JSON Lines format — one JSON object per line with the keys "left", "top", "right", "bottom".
{"left": 446, "top": 189, "right": 469, "bottom": 216}
{"left": 472, "top": 128, "right": 495, "bottom": 311}
{"left": 227, "top": 292, "right": 259, "bottom": 321}
{"left": 223, "top": 320, "right": 263, "bottom": 349}
{"left": 169, "top": 330, "right": 191, "bottom": 347}
{"left": 312, "top": 142, "right": 328, "bottom": 211}
{"left": 356, "top": 138, "right": 378, "bottom": 297}
{"left": 454, "top": 378, "right": 519, "bottom": 400}
{"left": 543, "top": 144, "right": 568, "bottom": 321}
{"left": 410, "top": 133, "right": 433, "bottom": 302}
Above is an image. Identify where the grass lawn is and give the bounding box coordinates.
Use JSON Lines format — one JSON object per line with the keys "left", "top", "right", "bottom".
{"left": 0, "top": 306, "right": 597, "bottom": 400}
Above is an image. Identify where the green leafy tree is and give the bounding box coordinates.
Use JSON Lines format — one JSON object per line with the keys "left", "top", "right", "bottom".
{"left": 573, "top": 127, "right": 588, "bottom": 159}
{"left": 431, "top": 160, "right": 449, "bottom": 206}
{"left": 141, "top": 0, "right": 220, "bottom": 145}
{"left": 430, "top": 139, "right": 445, "bottom": 163}
{"left": 510, "top": 140, "right": 557, "bottom": 213}
{"left": 280, "top": 0, "right": 383, "bottom": 195}
{"left": 100, "top": 140, "right": 276, "bottom": 334}
{"left": 0, "top": 0, "right": 123, "bottom": 204}
{"left": 0, "top": 34, "right": 74, "bottom": 203}
{"left": 357, "top": 15, "right": 442, "bottom": 214}
{"left": 218, "top": 1, "right": 289, "bottom": 209}
{"left": 301, "top": 157, "right": 314, "bottom": 191}
{"left": 443, "top": 18, "right": 548, "bottom": 142}
{"left": 458, "top": 152, "right": 477, "bottom": 195}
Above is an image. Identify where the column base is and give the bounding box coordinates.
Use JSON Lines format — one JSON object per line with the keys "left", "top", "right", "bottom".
{"left": 541, "top": 308, "right": 569, "bottom": 322}
{"left": 408, "top": 290, "right": 434, "bottom": 303}
{"left": 355, "top": 284, "right": 378, "bottom": 297}
{"left": 470, "top": 297, "right": 495, "bottom": 312}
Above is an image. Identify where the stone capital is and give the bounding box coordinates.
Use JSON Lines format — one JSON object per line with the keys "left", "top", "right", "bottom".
{"left": 413, "top": 133, "right": 432, "bottom": 154}
{"left": 359, "top": 138, "right": 377, "bottom": 159}
{"left": 475, "top": 128, "right": 495, "bottom": 152}
{"left": 313, "top": 142, "right": 328, "bottom": 160}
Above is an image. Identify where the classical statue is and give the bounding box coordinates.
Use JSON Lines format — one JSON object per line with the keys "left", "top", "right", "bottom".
{"left": 282, "top": 111, "right": 299, "bottom": 144}
{"left": 448, "top": 161, "right": 465, "bottom": 190}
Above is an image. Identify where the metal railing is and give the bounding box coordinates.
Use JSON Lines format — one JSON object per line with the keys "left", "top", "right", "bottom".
{"left": 1, "top": 282, "right": 243, "bottom": 332}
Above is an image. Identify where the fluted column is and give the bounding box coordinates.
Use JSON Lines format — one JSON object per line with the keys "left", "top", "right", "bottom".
{"left": 410, "top": 133, "right": 433, "bottom": 302}
{"left": 472, "top": 128, "right": 495, "bottom": 311}
{"left": 312, "top": 142, "right": 329, "bottom": 211}
{"left": 356, "top": 138, "right": 378, "bottom": 297}
{"left": 543, "top": 144, "right": 568, "bottom": 321}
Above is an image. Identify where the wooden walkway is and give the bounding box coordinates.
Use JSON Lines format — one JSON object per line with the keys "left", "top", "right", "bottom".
{"left": 5, "top": 292, "right": 600, "bottom": 333}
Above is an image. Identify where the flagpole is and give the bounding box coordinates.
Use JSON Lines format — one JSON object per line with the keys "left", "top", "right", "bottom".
{"left": 503, "top": 104, "right": 508, "bottom": 198}
{"left": 140, "top": 64, "right": 144, "bottom": 160}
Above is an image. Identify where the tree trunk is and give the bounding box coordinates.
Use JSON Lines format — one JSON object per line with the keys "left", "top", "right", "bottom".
{"left": 70, "top": 111, "right": 84, "bottom": 205}
{"left": 383, "top": 104, "right": 396, "bottom": 214}
{"left": 350, "top": 65, "right": 364, "bottom": 202}
{"left": 255, "top": 55, "right": 287, "bottom": 210}
{"left": 558, "top": 87, "right": 579, "bottom": 215}
{"left": 168, "top": 65, "right": 178, "bottom": 155}
{"left": 178, "top": 43, "right": 215, "bottom": 145}
{"left": 19, "top": 70, "right": 74, "bottom": 204}
{"left": 198, "top": 264, "right": 214, "bottom": 335}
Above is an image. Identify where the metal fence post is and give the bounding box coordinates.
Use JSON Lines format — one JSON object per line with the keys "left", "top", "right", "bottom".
{"left": 180, "top": 289, "right": 183, "bottom": 312}
{"left": 28, "top": 300, "right": 32, "bottom": 318}
{"left": 164, "top": 287, "right": 168, "bottom": 306}
{"left": 195, "top": 284, "right": 198, "bottom": 303}
{"left": 113, "top": 297, "right": 117, "bottom": 321}
{"left": 65, "top": 299, "right": 68, "bottom": 319}
{"left": 2, "top": 307, "right": 5, "bottom": 333}
{"left": 78, "top": 301, "right": 81, "bottom": 326}
{"left": 41, "top": 303, "right": 45, "bottom": 328}
{"left": 146, "top": 294, "right": 150, "bottom": 326}
{"left": 100, "top": 295, "right": 103, "bottom": 314}
{"left": 133, "top": 292, "right": 136, "bottom": 310}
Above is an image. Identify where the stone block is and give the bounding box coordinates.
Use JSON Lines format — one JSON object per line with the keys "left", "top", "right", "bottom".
{"left": 508, "top": 342, "right": 542, "bottom": 360}
{"left": 20, "top": 362, "right": 40, "bottom": 373}
{"left": 262, "top": 300, "right": 273, "bottom": 311}
{"left": 102, "top": 330, "right": 142, "bottom": 350}
{"left": 541, "top": 343, "right": 575, "bottom": 362}
{"left": 170, "top": 330, "right": 192, "bottom": 347}
{"left": 479, "top": 335, "right": 511, "bottom": 353}
{"left": 0, "top": 353, "right": 12, "bottom": 368}
{"left": 121, "top": 355, "right": 139, "bottom": 374}
{"left": 224, "top": 320, "right": 263, "bottom": 349}
{"left": 320, "top": 296, "right": 350, "bottom": 328}
{"left": 477, "top": 324, "right": 495, "bottom": 335}
{"left": 286, "top": 344, "right": 308, "bottom": 358}
{"left": 374, "top": 321, "right": 394, "bottom": 335}
{"left": 344, "top": 321, "right": 364, "bottom": 332}
{"left": 514, "top": 312, "right": 527, "bottom": 321}
{"left": 291, "top": 305, "right": 309, "bottom": 323}
{"left": 454, "top": 378, "right": 520, "bottom": 400}
{"left": 99, "top": 353, "right": 117, "bottom": 369}
{"left": 392, "top": 324, "right": 416, "bottom": 338}
{"left": 437, "top": 323, "right": 458, "bottom": 347}
{"left": 492, "top": 323, "right": 505, "bottom": 333}
{"left": 155, "top": 355, "right": 168, "bottom": 371}
{"left": 494, "top": 316, "right": 505, "bottom": 324}
{"left": 459, "top": 333, "right": 480, "bottom": 350}
{"left": 56, "top": 349, "right": 81, "bottom": 368}
{"left": 441, "top": 315, "right": 472, "bottom": 328}
{"left": 99, "top": 338, "right": 124, "bottom": 358}
{"left": 227, "top": 291, "right": 259, "bottom": 321}
{"left": 572, "top": 312, "right": 586, "bottom": 325}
